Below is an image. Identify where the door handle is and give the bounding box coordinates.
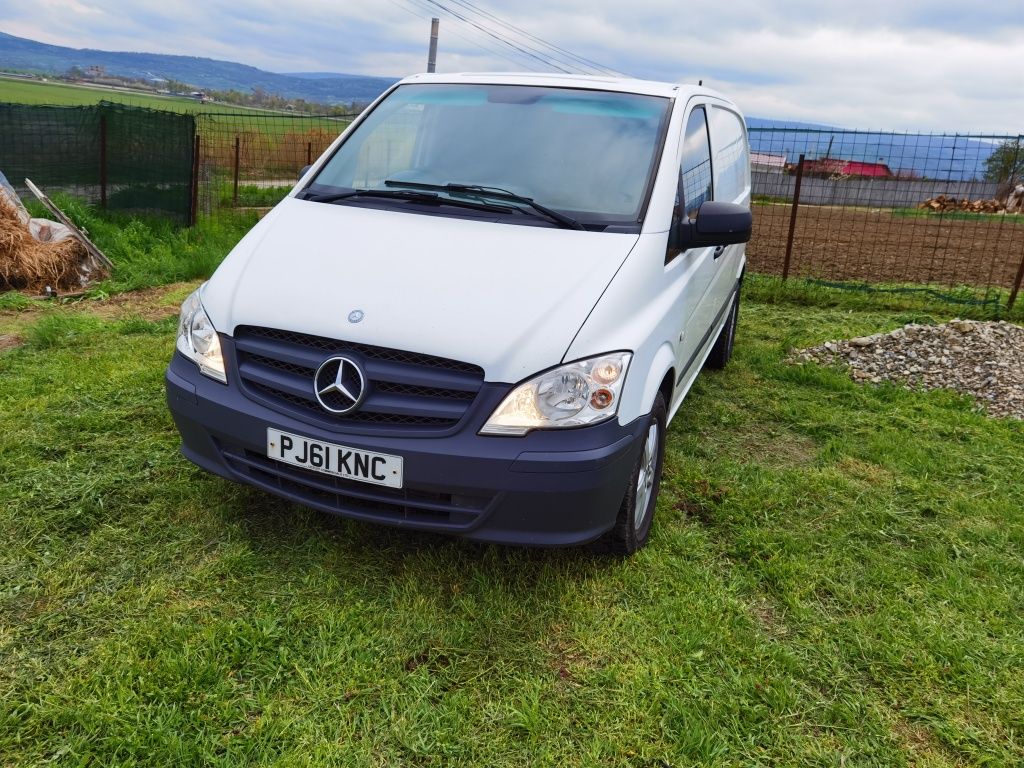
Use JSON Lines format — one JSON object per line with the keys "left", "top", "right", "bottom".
{"left": 713, "top": 245, "right": 726, "bottom": 259}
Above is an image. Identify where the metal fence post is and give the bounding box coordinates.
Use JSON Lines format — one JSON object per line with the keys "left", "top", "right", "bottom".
{"left": 782, "top": 153, "right": 805, "bottom": 281}
{"left": 1010, "top": 138, "right": 1022, "bottom": 187}
{"left": 232, "top": 136, "right": 240, "bottom": 207}
{"left": 307, "top": 141, "right": 312, "bottom": 167}
{"left": 189, "top": 133, "right": 201, "bottom": 226}
{"left": 99, "top": 113, "right": 108, "bottom": 209}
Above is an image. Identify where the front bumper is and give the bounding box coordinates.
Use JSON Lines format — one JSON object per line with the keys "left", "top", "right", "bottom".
{"left": 166, "top": 353, "right": 646, "bottom": 546}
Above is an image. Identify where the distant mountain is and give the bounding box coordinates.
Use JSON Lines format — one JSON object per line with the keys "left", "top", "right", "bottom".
{"left": 0, "top": 32, "right": 1001, "bottom": 180}
{"left": 746, "top": 117, "right": 835, "bottom": 131}
{"left": 0, "top": 31, "right": 397, "bottom": 104}
{"left": 745, "top": 117, "right": 999, "bottom": 181}
{"left": 282, "top": 72, "right": 355, "bottom": 80}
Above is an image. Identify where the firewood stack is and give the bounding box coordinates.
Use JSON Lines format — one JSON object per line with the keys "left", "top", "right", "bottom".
{"left": 918, "top": 195, "right": 1008, "bottom": 214}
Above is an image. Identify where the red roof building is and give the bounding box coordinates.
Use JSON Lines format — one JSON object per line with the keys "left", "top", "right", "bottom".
{"left": 801, "top": 158, "right": 894, "bottom": 178}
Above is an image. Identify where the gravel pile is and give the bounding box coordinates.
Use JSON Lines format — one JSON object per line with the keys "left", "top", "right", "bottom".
{"left": 792, "top": 319, "right": 1024, "bottom": 420}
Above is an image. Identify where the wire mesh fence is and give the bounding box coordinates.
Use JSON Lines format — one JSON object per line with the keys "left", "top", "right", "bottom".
{"left": 4, "top": 99, "right": 1023, "bottom": 313}
{"left": 0, "top": 101, "right": 196, "bottom": 221}
{"left": 746, "top": 128, "right": 1024, "bottom": 312}
{"left": 201, "top": 117, "right": 1024, "bottom": 313}
{"left": 194, "top": 112, "right": 356, "bottom": 215}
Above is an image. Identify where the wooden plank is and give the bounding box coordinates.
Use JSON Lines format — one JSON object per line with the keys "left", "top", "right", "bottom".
{"left": 23, "top": 178, "right": 114, "bottom": 271}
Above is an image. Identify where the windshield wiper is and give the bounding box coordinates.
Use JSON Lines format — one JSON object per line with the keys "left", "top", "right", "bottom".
{"left": 303, "top": 188, "right": 436, "bottom": 204}
{"left": 384, "top": 180, "right": 586, "bottom": 230}
{"left": 302, "top": 186, "right": 515, "bottom": 214}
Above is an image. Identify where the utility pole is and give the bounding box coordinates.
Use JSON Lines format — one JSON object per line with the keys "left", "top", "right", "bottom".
{"left": 427, "top": 17, "right": 439, "bottom": 73}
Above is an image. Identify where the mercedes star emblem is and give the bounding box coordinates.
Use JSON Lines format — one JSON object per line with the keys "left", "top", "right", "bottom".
{"left": 314, "top": 356, "right": 366, "bottom": 414}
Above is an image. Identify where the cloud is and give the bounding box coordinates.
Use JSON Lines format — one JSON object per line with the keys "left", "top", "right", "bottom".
{"left": 1, "top": 0, "right": 1022, "bottom": 131}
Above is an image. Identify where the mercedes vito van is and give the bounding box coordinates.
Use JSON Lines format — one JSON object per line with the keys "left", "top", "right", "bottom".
{"left": 166, "top": 73, "right": 752, "bottom": 554}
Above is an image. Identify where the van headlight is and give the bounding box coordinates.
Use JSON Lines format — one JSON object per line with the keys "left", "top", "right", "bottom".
{"left": 176, "top": 286, "right": 227, "bottom": 384}
{"left": 480, "top": 353, "right": 632, "bottom": 436}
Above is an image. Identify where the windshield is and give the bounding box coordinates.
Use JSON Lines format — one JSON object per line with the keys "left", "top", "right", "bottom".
{"left": 307, "top": 83, "right": 671, "bottom": 229}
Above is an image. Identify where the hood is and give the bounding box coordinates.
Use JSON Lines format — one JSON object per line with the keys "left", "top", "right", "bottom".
{"left": 204, "top": 198, "right": 639, "bottom": 383}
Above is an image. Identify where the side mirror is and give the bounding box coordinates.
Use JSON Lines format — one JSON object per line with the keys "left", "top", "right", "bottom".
{"left": 670, "top": 201, "right": 753, "bottom": 250}
{"left": 299, "top": 164, "right": 312, "bottom": 180}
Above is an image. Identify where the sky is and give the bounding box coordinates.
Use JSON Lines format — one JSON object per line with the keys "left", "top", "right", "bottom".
{"left": 2, "top": 0, "right": 1023, "bottom": 132}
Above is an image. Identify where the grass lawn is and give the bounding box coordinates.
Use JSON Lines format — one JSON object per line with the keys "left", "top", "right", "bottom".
{"left": 216, "top": 184, "right": 293, "bottom": 210}
{"left": 746, "top": 276, "right": 1023, "bottom": 323}
{"left": 1, "top": 284, "right": 1021, "bottom": 764}
{"left": 0, "top": 77, "right": 354, "bottom": 141}
{"left": 1, "top": 76, "right": 291, "bottom": 115}
{"left": 0, "top": 198, "right": 259, "bottom": 306}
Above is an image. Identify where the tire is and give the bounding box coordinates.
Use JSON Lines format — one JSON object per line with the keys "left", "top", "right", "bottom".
{"left": 592, "top": 394, "right": 667, "bottom": 556}
{"left": 704, "top": 284, "right": 741, "bottom": 371}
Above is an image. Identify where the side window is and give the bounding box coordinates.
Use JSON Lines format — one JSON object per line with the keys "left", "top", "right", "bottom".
{"left": 679, "top": 107, "right": 713, "bottom": 219}
{"left": 711, "top": 106, "right": 750, "bottom": 203}
{"left": 667, "top": 106, "right": 713, "bottom": 262}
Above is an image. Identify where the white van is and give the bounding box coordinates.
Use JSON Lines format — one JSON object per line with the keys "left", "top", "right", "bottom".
{"left": 167, "top": 73, "right": 752, "bottom": 554}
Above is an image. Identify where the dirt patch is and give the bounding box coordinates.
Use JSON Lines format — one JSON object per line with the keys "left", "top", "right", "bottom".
{"left": 749, "top": 599, "right": 790, "bottom": 638}
{"left": 731, "top": 424, "right": 819, "bottom": 468}
{"left": 749, "top": 203, "right": 1024, "bottom": 289}
{"left": 702, "top": 420, "right": 818, "bottom": 469}
{"left": 0, "top": 333, "right": 23, "bottom": 352}
{"left": 833, "top": 457, "right": 894, "bottom": 487}
{"left": 82, "top": 283, "right": 194, "bottom": 322}
{"left": 545, "top": 628, "right": 599, "bottom": 684}
{"left": 0, "top": 282, "right": 196, "bottom": 329}
{"left": 890, "top": 713, "right": 961, "bottom": 766}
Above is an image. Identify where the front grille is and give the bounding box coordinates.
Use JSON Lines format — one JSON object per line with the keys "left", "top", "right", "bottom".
{"left": 375, "top": 381, "right": 476, "bottom": 401}
{"left": 233, "top": 326, "right": 485, "bottom": 433}
{"left": 250, "top": 383, "right": 455, "bottom": 426}
{"left": 221, "top": 446, "right": 492, "bottom": 529}
{"left": 241, "top": 327, "right": 482, "bottom": 374}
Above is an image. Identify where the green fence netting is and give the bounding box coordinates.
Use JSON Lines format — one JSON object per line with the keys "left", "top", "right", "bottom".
{"left": 0, "top": 101, "right": 196, "bottom": 221}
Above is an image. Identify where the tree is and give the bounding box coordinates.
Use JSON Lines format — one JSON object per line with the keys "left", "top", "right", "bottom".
{"left": 163, "top": 79, "right": 192, "bottom": 94}
{"left": 984, "top": 138, "right": 1024, "bottom": 186}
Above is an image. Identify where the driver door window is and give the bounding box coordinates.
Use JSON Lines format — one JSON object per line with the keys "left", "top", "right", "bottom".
{"left": 667, "top": 106, "right": 713, "bottom": 263}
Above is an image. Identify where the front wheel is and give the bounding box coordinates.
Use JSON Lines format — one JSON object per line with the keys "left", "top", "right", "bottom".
{"left": 592, "top": 394, "right": 667, "bottom": 556}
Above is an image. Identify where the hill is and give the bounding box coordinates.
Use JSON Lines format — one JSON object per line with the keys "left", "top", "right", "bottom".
{"left": 0, "top": 33, "right": 1001, "bottom": 180}
{"left": 746, "top": 117, "right": 999, "bottom": 182}
{"left": 0, "top": 31, "right": 396, "bottom": 105}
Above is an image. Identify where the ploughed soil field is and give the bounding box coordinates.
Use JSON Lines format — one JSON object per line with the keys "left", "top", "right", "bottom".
{"left": 747, "top": 203, "right": 1024, "bottom": 289}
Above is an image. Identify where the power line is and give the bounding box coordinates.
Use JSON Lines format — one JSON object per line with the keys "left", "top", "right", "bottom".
{"left": 392, "top": 0, "right": 621, "bottom": 77}
{"left": 387, "top": 0, "right": 548, "bottom": 71}
{"left": 394, "top": 0, "right": 548, "bottom": 71}
{"left": 443, "top": 0, "right": 624, "bottom": 76}
{"left": 432, "top": 0, "right": 600, "bottom": 74}
{"left": 416, "top": 0, "right": 575, "bottom": 73}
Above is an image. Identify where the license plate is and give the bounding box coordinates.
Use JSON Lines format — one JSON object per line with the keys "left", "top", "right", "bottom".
{"left": 267, "top": 428, "right": 404, "bottom": 489}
